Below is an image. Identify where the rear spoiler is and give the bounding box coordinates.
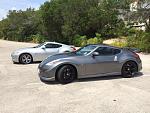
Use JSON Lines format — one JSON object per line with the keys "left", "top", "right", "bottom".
{"left": 122, "top": 47, "right": 141, "bottom": 53}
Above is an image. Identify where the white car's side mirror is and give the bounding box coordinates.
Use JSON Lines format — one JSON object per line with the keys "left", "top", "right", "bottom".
{"left": 41, "top": 46, "right": 46, "bottom": 49}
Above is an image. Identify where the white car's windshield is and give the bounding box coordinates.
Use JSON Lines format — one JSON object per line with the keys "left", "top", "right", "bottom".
{"left": 75, "top": 45, "right": 97, "bottom": 55}
{"left": 33, "top": 43, "right": 44, "bottom": 48}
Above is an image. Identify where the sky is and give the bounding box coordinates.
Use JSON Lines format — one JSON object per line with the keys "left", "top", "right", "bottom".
{"left": 0, "top": 0, "right": 48, "bottom": 20}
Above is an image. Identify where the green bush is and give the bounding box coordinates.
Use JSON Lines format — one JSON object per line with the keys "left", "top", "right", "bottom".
{"left": 73, "top": 33, "right": 103, "bottom": 47}
{"left": 126, "top": 31, "right": 150, "bottom": 53}
{"left": 111, "top": 41, "right": 127, "bottom": 47}
{"left": 87, "top": 38, "right": 98, "bottom": 44}
{"left": 86, "top": 34, "right": 103, "bottom": 45}
{"left": 127, "top": 28, "right": 137, "bottom": 36}
{"left": 73, "top": 35, "right": 87, "bottom": 47}
{"left": 96, "top": 33, "right": 103, "bottom": 44}
{"left": 27, "top": 34, "right": 48, "bottom": 43}
{"left": 87, "top": 37, "right": 103, "bottom": 45}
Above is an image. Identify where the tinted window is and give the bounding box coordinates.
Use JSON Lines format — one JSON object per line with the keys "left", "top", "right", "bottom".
{"left": 113, "top": 49, "right": 121, "bottom": 55}
{"left": 96, "top": 47, "right": 113, "bottom": 55}
{"left": 45, "top": 44, "right": 62, "bottom": 48}
{"left": 33, "top": 43, "right": 44, "bottom": 48}
{"left": 95, "top": 47, "right": 120, "bottom": 56}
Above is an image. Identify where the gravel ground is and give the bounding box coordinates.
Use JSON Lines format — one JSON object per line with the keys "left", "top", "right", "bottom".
{"left": 0, "top": 40, "right": 150, "bottom": 113}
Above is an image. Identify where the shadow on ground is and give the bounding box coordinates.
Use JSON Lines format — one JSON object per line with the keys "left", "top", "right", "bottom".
{"left": 41, "top": 72, "right": 143, "bottom": 85}
{"left": 13, "top": 61, "right": 41, "bottom": 65}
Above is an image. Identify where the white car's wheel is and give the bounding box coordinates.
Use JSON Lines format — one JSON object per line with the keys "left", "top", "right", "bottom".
{"left": 19, "top": 53, "right": 33, "bottom": 64}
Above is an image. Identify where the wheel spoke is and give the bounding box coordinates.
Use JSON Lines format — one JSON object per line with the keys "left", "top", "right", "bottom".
{"left": 123, "top": 62, "right": 137, "bottom": 77}
{"left": 20, "top": 54, "right": 32, "bottom": 64}
{"left": 22, "top": 58, "right": 26, "bottom": 62}
{"left": 63, "top": 68, "right": 73, "bottom": 80}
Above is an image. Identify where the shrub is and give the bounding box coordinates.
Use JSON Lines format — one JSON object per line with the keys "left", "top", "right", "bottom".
{"left": 73, "top": 33, "right": 103, "bottom": 47}
{"left": 87, "top": 38, "right": 98, "bottom": 44}
{"left": 87, "top": 37, "right": 103, "bottom": 45}
{"left": 86, "top": 33, "right": 103, "bottom": 45}
{"left": 126, "top": 31, "right": 150, "bottom": 53}
{"left": 27, "top": 34, "right": 48, "bottom": 43}
{"left": 127, "top": 28, "right": 137, "bottom": 36}
{"left": 111, "top": 41, "right": 127, "bottom": 47}
{"left": 73, "top": 35, "right": 87, "bottom": 47}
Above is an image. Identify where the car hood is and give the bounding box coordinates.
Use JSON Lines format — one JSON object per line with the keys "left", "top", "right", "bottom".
{"left": 39, "top": 52, "right": 76, "bottom": 67}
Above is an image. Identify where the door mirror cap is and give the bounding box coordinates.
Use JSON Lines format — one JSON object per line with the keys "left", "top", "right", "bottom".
{"left": 92, "top": 52, "right": 99, "bottom": 57}
{"left": 41, "top": 46, "right": 46, "bottom": 49}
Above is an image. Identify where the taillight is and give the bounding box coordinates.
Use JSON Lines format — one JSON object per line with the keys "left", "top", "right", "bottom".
{"left": 132, "top": 51, "right": 140, "bottom": 59}
{"left": 71, "top": 47, "right": 76, "bottom": 51}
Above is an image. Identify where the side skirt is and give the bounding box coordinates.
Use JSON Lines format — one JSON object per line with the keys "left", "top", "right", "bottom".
{"left": 78, "top": 72, "right": 121, "bottom": 79}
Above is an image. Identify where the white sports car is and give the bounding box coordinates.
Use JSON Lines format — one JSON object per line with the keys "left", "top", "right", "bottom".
{"left": 11, "top": 42, "right": 76, "bottom": 64}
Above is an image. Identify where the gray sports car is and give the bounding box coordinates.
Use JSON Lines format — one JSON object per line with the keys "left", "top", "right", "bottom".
{"left": 38, "top": 44, "right": 142, "bottom": 84}
{"left": 11, "top": 42, "right": 76, "bottom": 64}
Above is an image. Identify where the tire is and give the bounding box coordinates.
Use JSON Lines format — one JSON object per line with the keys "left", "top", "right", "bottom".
{"left": 19, "top": 53, "right": 33, "bottom": 64}
{"left": 122, "top": 61, "right": 138, "bottom": 78}
{"left": 56, "top": 65, "right": 76, "bottom": 84}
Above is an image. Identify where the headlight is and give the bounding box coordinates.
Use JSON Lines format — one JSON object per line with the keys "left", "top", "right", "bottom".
{"left": 12, "top": 51, "right": 20, "bottom": 55}
{"left": 15, "top": 51, "right": 20, "bottom": 54}
{"left": 46, "top": 60, "right": 59, "bottom": 66}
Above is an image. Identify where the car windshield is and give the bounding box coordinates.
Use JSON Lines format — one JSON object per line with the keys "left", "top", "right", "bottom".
{"left": 33, "top": 43, "right": 44, "bottom": 48}
{"left": 75, "top": 45, "right": 97, "bottom": 55}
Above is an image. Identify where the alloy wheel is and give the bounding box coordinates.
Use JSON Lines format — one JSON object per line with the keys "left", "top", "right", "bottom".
{"left": 20, "top": 54, "right": 32, "bottom": 64}
{"left": 122, "top": 61, "right": 138, "bottom": 77}
{"left": 57, "top": 65, "right": 76, "bottom": 84}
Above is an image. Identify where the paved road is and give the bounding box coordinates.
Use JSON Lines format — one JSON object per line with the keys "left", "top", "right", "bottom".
{"left": 0, "top": 40, "right": 150, "bottom": 113}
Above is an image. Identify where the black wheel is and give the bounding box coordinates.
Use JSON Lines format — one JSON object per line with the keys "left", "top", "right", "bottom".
{"left": 122, "top": 61, "right": 138, "bottom": 78}
{"left": 57, "top": 65, "right": 76, "bottom": 84}
{"left": 19, "top": 53, "right": 33, "bottom": 64}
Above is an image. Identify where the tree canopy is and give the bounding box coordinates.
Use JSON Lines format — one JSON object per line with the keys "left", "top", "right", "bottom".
{"left": 0, "top": 0, "right": 149, "bottom": 45}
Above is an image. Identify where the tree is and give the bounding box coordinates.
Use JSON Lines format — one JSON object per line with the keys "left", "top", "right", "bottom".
{"left": 40, "top": 1, "right": 64, "bottom": 42}
{"left": 0, "top": 8, "right": 43, "bottom": 42}
{"left": 128, "top": 0, "right": 150, "bottom": 31}
{"left": 40, "top": 0, "right": 127, "bottom": 44}
{"left": 0, "top": 0, "right": 136, "bottom": 44}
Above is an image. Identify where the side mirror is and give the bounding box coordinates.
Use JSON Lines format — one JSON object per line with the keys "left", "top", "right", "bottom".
{"left": 92, "top": 52, "right": 99, "bottom": 57}
{"left": 41, "top": 46, "right": 46, "bottom": 49}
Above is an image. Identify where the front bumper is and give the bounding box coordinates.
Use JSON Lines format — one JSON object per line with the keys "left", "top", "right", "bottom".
{"left": 38, "top": 67, "right": 56, "bottom": 82}
{"left": 40, "top": 76, "right": 55, "bottom": 81}
{"left": 11, "top": 54, "right": 19, "bottom": 63}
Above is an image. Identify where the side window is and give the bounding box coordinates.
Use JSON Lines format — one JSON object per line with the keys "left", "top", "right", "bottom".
{"left": 45, "top": 44, "right": 53, "bottom": 48}
{"left": 95, "top": 47, "right": 114, "bottom": 56}
{"left": 113, "top": 49, "right": 121, "bottom": 55}
{"left": 45, "top": 44, "right": 62, "bottom": 48}
{"left": 53, "top": 44, "right": 62, "bottom": 48}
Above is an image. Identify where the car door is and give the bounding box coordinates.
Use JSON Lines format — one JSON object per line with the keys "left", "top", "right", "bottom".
{"left": 85, "top": 47, "right": 121, "bottom": 75}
